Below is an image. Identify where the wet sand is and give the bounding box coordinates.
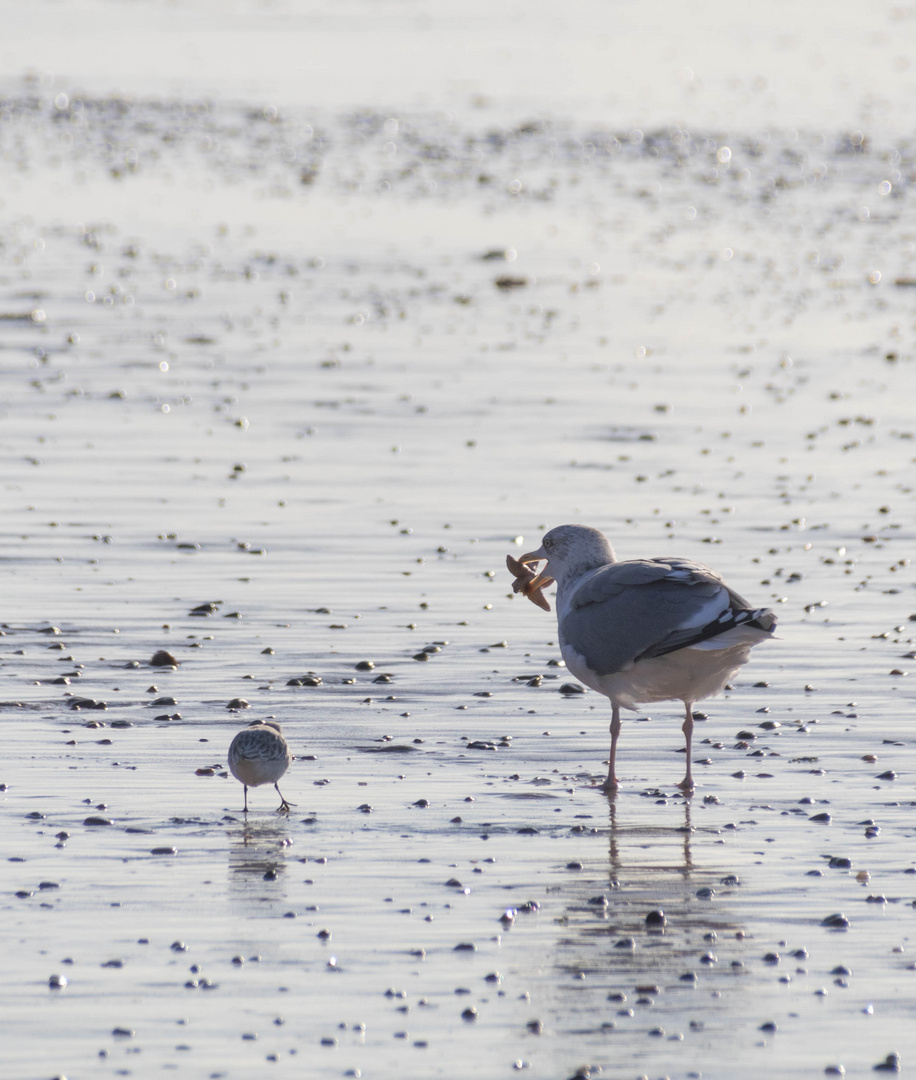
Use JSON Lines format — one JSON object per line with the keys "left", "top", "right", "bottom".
{"left": 2, "top": 3, "right": 916, "bottom": 1078}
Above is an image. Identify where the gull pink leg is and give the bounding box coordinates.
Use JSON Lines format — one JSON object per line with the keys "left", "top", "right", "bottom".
{"left": 601, "top": 703, "right": 622, "bottom": 793}
{"left": 676, "top": 702, "right": 695, "bottom": 792}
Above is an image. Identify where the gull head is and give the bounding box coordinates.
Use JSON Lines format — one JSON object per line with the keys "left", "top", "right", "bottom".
{"left": 519, "top": 524, "right": 617, "bottom": 591}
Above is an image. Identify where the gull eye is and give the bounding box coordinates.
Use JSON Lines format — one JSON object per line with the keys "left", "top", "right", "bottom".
{"left": 543, "top": 538, "right": 552, "bottom": 550}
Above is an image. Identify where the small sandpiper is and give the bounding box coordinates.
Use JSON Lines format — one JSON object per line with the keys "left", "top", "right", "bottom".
{"left": 228, "top": 719, "right": 294, "bottom": 812}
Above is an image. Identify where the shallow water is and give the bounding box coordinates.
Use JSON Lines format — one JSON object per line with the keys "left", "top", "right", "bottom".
{"left": 3, "top": 3, "right": 916, "bottom": 1079}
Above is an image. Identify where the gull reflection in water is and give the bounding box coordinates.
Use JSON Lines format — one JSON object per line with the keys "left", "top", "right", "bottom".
{"left": 606, "top": 794, "right": 695, "bottom": 878}
{"left": 556, "top": 793, "right": 747, "bottom": 987}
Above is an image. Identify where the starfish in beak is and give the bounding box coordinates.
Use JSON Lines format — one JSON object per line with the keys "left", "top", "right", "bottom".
{"left": 506, "top": 546, "right": 554, "bottom": 611}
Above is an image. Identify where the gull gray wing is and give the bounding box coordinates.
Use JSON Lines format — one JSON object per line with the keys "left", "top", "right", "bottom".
{"left": 560, "top": 558, "right": 766, "bottom": 676}
{"left": 633, "top": 559, "right": 776, "bottom": 659}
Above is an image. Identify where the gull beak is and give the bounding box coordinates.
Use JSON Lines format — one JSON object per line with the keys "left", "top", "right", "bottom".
{"left": 515, "top": 546, "right": 555, "bottom": 610}
{"left": 518, "top": 545, "right": 549, "bottom": 584}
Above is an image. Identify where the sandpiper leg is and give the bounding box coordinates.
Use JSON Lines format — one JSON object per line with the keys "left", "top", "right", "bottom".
{"left": 676, "top": 702, "right": 695, "bottom": 792}
{"left": 243, "top": 786, "right": 250, "bottom": 813}
{"left": 274, "top": 783, "right": 295, "bottom": 813}
{"left": 601, "top": 703, "right": 622, "bottom": 793}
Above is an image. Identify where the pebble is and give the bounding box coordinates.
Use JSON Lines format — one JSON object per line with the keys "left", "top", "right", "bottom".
{"left": 149, "top": 650, "right": 179, "bottom": 667}
{"left": 873, "top": 1053, "right": 901, "bottom": 1073}
{"left": 189, "top": 602, "right": 219, "bottom": 616}
{"left": 821, "top": 913, "right": 850, "bottom": 929}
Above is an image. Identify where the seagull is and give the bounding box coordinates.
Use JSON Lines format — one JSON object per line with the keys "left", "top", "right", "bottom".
{"left": 510, "top": 524, "right": 776, "bottom": 793}
{"left": 228, "top": 719, "right": 294, "bottom": 812}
